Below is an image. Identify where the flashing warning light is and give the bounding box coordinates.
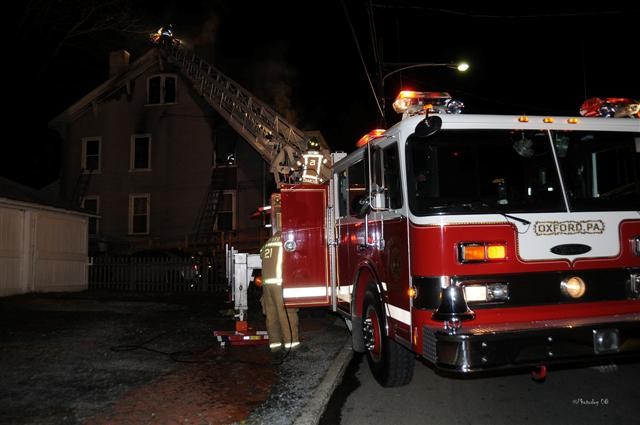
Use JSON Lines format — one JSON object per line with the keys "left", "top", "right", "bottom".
{"left": 392, "top": 90, "right": 463, "bottom": 115}
{"left": 356, "top": 129, "right": 386, "bottom": 148}
{"left": 459, "top": 242, "right": 507, "bottom": 263}
{"left": 253, "top": 275, "right": 263, "bottom": 287}
{"left": 580, "top": 97, "right": 640, "bottom": 118}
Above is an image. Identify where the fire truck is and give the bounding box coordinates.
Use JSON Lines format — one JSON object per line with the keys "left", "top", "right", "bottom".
{"left": 225, "top": 90, "right": 640, "bottom": 388}
{"left": 155, "top": 31, "right": 638, "bottom": 386}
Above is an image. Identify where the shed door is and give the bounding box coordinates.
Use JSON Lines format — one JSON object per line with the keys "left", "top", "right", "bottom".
{"left": 280, "top": 184, "right": 330, "bottom": 307}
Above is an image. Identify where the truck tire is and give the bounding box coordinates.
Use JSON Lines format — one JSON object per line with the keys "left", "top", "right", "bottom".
{"left": 362, "top": 288, "right": 415, "bottom": 387}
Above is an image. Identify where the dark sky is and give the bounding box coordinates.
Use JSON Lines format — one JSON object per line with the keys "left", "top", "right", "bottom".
{"left": 6, "top": 1, "right": 640, "bottom": 188}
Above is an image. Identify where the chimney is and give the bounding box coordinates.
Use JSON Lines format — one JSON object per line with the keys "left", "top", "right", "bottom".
{"left": 109, "top": 50, "right": 130, "bottom": 77}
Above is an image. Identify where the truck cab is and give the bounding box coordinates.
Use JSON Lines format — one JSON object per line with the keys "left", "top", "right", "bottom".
{"left": 267, "top": 94, "right": 640, "bottom": 386}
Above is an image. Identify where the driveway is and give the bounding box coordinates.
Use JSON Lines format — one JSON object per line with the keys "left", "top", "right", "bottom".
{"left": 0, "top": 291, "right": 348, "bottom": 425}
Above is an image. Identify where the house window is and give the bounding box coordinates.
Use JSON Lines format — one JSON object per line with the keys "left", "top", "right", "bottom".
{"left": 147, "top": 74, "right": 177, "bottom": 105}
{"left": 128, "top": 194, "right": 150, "bottom": 235}
{"left": 82, "top": 196, "right": 99, "bottom": 235}
{"left": 213, "top": 127, "right": 237, "bottom": 167}
{"left": 130, "top": 134, "right": 151, "bottom": 170}
{"left": 81, "top": 137, "right": 101, "bottom": 172}
{"left": 216, "top": 191, "right": 236, "bottom": 231}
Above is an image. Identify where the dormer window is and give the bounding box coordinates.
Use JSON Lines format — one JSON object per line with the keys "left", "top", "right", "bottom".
{"left": 147, "top": 74, "right": 176, "bottom": 105}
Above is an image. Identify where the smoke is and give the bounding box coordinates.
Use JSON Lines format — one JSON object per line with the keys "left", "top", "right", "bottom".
{"left": 248, "top": 42, "right": 299, "bottom": 125}
{"left": 191, "top": 13, "right": 220, "bottom": 64}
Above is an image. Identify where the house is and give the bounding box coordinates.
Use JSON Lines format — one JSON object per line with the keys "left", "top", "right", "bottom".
{"left": 0, "top": 177, "right": 90, "bottom": 296}
{"left": 50, "top": 49, "right": 275, "bottom": 255}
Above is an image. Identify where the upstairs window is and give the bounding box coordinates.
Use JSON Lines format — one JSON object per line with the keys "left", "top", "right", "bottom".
{"left": 129, "top": 194, "right": 150, "bottom": 235}
{"left": 215, "top": 191, "right": 236, "bottom": 231}
{"left": 82, "top": 196, "right": 99, "bottom": 235}
{"left": 213, "top": 126, "right": 238, "bottom": 167}
{"left": 82, "top": 137, "right": 101, "bottom": 172}
{"left": 147, "top": 74, "right": 177, "bottom": 105}
{"left": 130, "top": 134, "right": 151, "bottom": 171}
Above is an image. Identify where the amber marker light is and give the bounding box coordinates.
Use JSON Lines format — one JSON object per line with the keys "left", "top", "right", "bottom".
{"left": 355, "top": 129, "right": 386, "bottom": 148}
{"left": 543, "top": 117, "right": 555, "bottom": 123}
{"left": 459, "top": 244, "right": 486, "bottom": 262}
{"left": 459, "top": 242, "right": 507, "bottom": 263}
{"left": 518, "top": 116, "right": 529, "bottom": 122}
{"left": 487, "top": 244, "right": 507, "bottom": 260}
{"left": 408, "top": 287, "right": 418, "bottom": 298}
{"left": 567, "top": 117, "right": 580, "bottom": 124}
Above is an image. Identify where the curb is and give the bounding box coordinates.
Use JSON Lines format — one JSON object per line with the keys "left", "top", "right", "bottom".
{"left": 292, "top": 342, "right": 354, "bottom": 425}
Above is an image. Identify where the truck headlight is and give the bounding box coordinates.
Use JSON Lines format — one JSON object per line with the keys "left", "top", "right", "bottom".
{"left": 561, "top": 276, "right": 586, "bottom": 299}
{"left": 463, "top": 282, "right": 509, "bottom": 303}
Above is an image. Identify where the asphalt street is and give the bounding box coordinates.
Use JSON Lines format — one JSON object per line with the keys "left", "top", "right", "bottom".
{"left": 324, "top": 354, "right": 640, "bottom": 425}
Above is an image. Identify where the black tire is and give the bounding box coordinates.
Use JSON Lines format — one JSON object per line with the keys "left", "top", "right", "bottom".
{"left": 362, "top": 288, "right": 415, "bottom": 387}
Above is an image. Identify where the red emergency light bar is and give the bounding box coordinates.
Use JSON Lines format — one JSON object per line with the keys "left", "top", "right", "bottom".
{"left": 356, "top": 129, "right": 386, "bottom": 148}
{"left": 579, "top": 97, "right": 640, "bottom": 118}
{"left": 393, "top": 90, "right": 464, "bottom": 115}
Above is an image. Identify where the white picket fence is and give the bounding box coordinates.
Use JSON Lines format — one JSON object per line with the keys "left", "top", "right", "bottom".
{"left": 88, "top": 256, "right": 228, "bottom": 293}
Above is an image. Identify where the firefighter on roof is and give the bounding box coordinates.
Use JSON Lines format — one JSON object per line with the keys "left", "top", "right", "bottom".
{"left": 259, "top": 201, "right": 299, "bottom": 352}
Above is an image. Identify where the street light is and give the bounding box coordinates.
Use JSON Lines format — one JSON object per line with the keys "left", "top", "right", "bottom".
{"left": 380, "top": 62, "right": 469, "bottom": 124}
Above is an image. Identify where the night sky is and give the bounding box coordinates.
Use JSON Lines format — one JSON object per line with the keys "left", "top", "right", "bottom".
{"left": 6, "top": 1, "right": 639, "bottom": 189}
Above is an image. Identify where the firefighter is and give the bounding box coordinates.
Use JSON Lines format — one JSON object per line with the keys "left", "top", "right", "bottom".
{"left": 259, "top": 231, "right": 299, "bottom": 352}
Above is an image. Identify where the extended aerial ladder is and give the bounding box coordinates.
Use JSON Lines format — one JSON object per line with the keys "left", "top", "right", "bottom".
{"left": 158, "top": 42, "right": 331, "bottom": 186}
{"left": 152, "top": 35, "right": 333, "bottom": 341}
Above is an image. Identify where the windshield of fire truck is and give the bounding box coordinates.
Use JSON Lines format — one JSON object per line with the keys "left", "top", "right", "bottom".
{"left": 406, "top": 129, "right": 640, "bottom": 215}
{"left": 554, "top": 131, "right": 639, "bottom": 211}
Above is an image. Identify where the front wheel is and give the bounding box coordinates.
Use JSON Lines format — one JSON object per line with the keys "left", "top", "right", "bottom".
{"left": 362, "top": 288, "right": 415, "bottom": 387}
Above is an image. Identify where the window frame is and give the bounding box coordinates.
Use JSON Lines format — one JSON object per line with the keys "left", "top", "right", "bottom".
{"left": 146, "top": 74, "right": 177, "bottom": 105}
{"left": 128, "top": 193, "right": 150, "bottom": 235}
{"left": 82, "top": 196, "right": 99, "bottom": 235}
{"left": 214, "top": 190, "right": 237, "bottom": 231}
{"left": 81, "top": 136, "right": 102, "bottom": 173}
{"left": 129, "top": 134, "right": 152, "bottom": 171}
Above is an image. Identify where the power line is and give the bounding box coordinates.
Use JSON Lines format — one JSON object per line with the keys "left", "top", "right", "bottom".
{"left": 341, "top": 0, "right": 384, "bottom": 120}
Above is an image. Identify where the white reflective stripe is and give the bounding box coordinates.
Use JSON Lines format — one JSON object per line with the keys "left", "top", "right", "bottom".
{"left": 385, "top": 303, "right": 411, "bottom": 325}
{"left": 284, "top": 341, "right": 300, "bottom": 348}
{"left": 264, "top": 278, "right": 283, "bottom": 285}
{"left": 283, "top": 286, "right": 327, "bottom": 298}
{"left": 381, "top": 281, "right": 388, "bottom": 291}
{"left": 270, "top": 342, "right": 282, "bottom": 349}
{"left": 337, "top": 285, "right": 352, "bottom": 302}
{"left": 275, "top": 243, "right": 282, "bottom": 278}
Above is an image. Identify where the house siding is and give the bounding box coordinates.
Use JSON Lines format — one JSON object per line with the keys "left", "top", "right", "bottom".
{"left": 57, "top": 53, "right": 269, "bottom": 254}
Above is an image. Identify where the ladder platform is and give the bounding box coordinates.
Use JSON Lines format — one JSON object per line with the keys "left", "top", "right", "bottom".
{"left": 214, "top": 328, "right": 269, "bottom": 347}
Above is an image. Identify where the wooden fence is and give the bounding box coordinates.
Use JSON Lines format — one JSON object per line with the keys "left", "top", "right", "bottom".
{"left": 88, "top": 256, "right": 229, "bottom": 293}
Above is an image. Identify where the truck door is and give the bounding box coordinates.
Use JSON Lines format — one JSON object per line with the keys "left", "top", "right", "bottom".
{"left": 280, "top": 184, "right": 331, "bottom": 307}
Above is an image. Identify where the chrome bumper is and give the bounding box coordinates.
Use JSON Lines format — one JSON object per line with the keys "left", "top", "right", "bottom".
{"left": 422, "top": 313, "right": 640, "bottom": 373}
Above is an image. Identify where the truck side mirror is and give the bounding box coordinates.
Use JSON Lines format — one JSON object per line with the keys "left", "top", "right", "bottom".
{"left": 414, "top": 115, "right": 442, "bottom": 138}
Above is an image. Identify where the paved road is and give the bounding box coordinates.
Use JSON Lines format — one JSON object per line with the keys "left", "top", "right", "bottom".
{"left": 323, "top": 354, "right": 640, "bottom": 425}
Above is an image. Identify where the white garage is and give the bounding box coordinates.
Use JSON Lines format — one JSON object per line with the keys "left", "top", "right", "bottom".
{"left": 1, "top": 178, "right": 90, "bottom": 297}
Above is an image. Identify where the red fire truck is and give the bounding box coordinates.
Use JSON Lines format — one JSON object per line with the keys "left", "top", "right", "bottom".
{"left": 238, "top": 92, "right": 640, "bottom": 387}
